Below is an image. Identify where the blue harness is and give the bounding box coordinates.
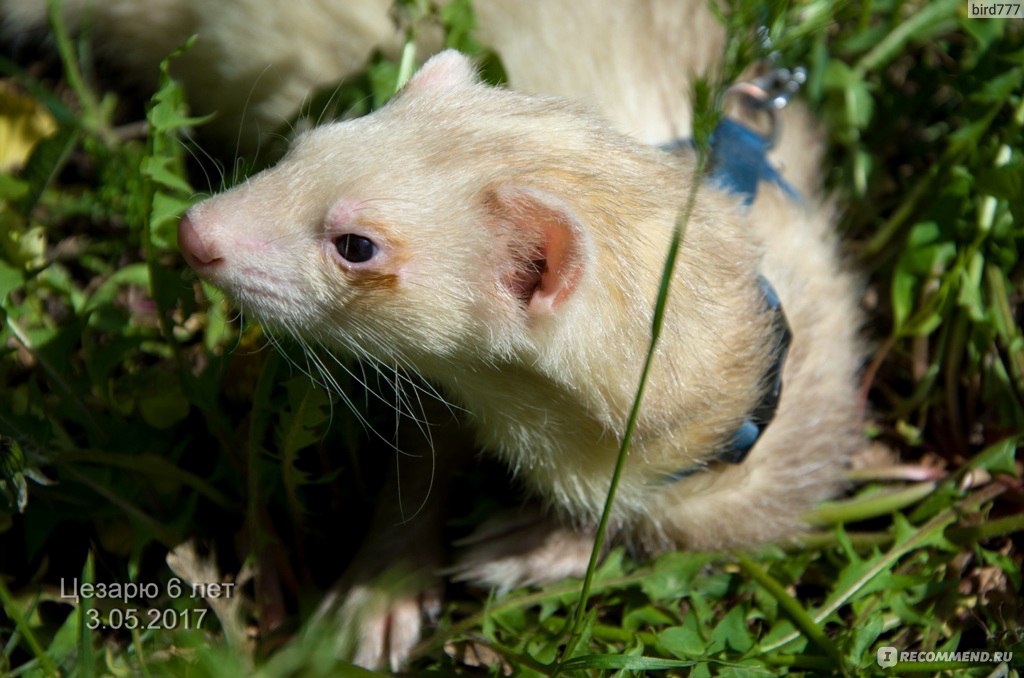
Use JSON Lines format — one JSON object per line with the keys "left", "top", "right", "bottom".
{"left": 659, "top": 92, "right": 797, "bottom": 483}
{"left": 707, "top": 118, "right": 801, "bottom": 207}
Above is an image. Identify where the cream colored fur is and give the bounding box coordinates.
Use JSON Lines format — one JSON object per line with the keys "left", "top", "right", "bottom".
{"left": 474, "top": 0, "right": 725, "bottom": 144}
{"left": 183, "top": 42, "right": 860, "bottom": 577}
{"left": 5, "top": 0, "right": 724, "bottom": 148}
{"left": 1, "top": 0, "right": 402, "bottom": 147}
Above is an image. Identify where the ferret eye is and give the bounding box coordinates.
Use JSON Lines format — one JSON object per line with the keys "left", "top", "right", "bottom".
{"left": 334, "top": 234, "right": 376, "bottom": 263}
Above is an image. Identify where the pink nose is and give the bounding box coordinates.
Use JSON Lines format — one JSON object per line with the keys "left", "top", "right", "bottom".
{"left": 178, "top": 212, "right": 223, "bottom": 269}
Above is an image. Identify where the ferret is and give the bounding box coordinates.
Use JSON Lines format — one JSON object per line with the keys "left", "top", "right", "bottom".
{"left": 1, "top": 0, "right": 404, "bottom": 149}
{"left": 178, "top": 40, "right": 862, "bottom": 668}
{"left": 2, "top": 0, "right": 723, "bottom": 150}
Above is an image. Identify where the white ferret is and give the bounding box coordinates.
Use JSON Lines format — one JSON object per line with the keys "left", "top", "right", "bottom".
{"left": 177, "top": 52, "right": 861, "bottom": 678}
{"left": 180, "top": 44, "right": 860, "bottom": 551}
{"left": 2, "top": 0, "right": 724, "bottom": 148}
{"left": 12, "top": 0, "right": 864, "bottom": 669}
{"left": 1, "top": 0, "right": 402, "bottom": 148}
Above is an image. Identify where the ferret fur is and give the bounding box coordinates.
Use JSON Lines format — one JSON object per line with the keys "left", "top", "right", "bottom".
{"left": 180, "top": 49, "right": 861, "bottom": 552}
{"left": 3, "top": 0, "right": 723, "bottom": 149}
{"left": 1, "top": 0, "right": 403, "bottom": 147}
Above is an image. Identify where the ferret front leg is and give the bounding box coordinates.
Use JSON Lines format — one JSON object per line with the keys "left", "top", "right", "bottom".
{"left": 316, "top": 405, "right": 467, "bottom": 671}
{"left": 449, "top": 506, "right": 597, "bottom": 593}
{"left": 318, "top": 511, "right": 444, "bottom": 671}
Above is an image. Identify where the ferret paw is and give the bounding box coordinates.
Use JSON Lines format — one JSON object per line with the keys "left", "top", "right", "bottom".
{"left": 449, "top": 511, "right": 595, "bottom": 592}
{"left": 317, "top": 564, "right": 441, "bottom": 672}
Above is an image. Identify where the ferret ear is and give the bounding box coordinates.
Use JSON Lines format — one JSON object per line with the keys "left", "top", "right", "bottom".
{"left": 485, "top": 186, "right": 587, "bottom": 316}
{"left": 406, "top": 50, "right": 479, "bottom": 92}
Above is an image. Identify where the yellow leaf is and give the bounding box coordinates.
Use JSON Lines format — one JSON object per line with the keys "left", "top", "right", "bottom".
{"left": 0, "top": 80, "right": 58, "bottom": 172}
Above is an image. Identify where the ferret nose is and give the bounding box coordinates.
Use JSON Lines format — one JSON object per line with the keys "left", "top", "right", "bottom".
{"left": 178, "top": 212, "right": 223, "bottom": 269}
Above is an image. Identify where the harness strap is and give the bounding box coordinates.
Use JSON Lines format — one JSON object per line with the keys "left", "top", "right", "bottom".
{"left": 659, "top": 276, "right": 792, "bottom": 483}
{"left": 708, "top": 118, "right": 800, "bottom": 207}
{"left": 658, "top": 67, "right": 803, "bottom": 484}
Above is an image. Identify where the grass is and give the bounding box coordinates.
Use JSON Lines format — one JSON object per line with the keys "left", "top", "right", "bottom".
{"left": 1, "top": 0, "right": 1022, "bottom": 675}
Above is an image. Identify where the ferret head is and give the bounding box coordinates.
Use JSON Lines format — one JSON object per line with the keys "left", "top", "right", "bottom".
{"left": 180, "top": 50, "right": 671, "bottom": 378}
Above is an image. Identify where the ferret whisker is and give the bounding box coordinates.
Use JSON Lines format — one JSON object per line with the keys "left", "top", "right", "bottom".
{"left": 314, "top": 82, "right": 347, "bottom": 129}
{"left": 227, "top": 304, "right": 252, "bottom": 355}
{"left": 289, "top": 336, "right": 388, "bottom": 444}
{"left": 388, "top": 363, "right": 464, "bottom": 418}
{"left": 306, "top": 350, "right": 348, "bottom": 399}
{"left": 357, "top": 354, "right": 374, "bottom": 410}
{"left": 263, "top": 326, "right": 310, "bottom": 377}
{"left": 227, "top": 156, "right": 239, "bottom": 191}
{"left": 291, "top": 339, "right": 413, "bottom": 457}
{"left": 251, "top": 132, "right": 266, "bottom": 177}
{"left": 290, "top": 329, "right": 345, "bottom": 393}
{"left": 351, "top": 340, "right": 445, "bottom": 430}
{"left": 233, "top": 62, "right": 276, "bottom": 179}
{"left": 385, "top": 363, "right": 437, "bottom": 526}
{"left": 316, "top": 341, "right": 432, "bottom": 430}
{"left": 177, "top": 136, "right": 222, "bottom": 195}
{"left": 388, "top": 361, "right": 431, "bottom": 442}
{"left": 307, "top": 342, "right": 360, "bottom": 395}
{"left": 392, "top": 367, "right": 428, "bottom": 432}
{"left": 266, "top": 130, "right": 294, "bottom": 149}
{"left": 246, "top": 329, "right": 276, "bottom": 356}
{"left": 279, "top": 112, "right": 298, "bottom": 141}
{"left": 398, "top": 367, "right": 442, "bottom": 478}
{"left": 290, "top": 330, "right": 340, "bottom": 427}
{"left": 348, "top": 92, "right": 375, "bottom": 120}
{"left": 393, "top": 374, "right": 438, "bottom": 526}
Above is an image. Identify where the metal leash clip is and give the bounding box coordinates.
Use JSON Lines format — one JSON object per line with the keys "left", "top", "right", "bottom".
{"left": 723, "top": 66, "right": 807, "bottom": 149}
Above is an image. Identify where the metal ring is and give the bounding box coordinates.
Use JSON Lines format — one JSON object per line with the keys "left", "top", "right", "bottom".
{"left": 722, "top": 82, "right": 780, "bottom": 149}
